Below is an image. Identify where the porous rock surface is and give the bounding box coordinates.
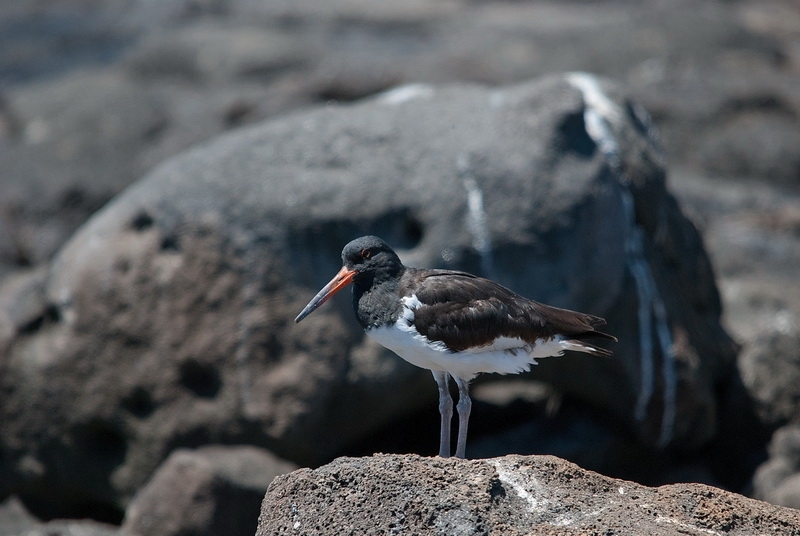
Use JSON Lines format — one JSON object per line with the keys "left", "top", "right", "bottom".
{"left": 3, "top": 0, "right": 800, "bottom": 526}
{"left": 257, "top": 454, "right": 800, "bottom": 535}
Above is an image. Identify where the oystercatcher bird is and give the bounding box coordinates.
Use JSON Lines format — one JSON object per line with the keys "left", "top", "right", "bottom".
{"left": 295, "top": 236, "right": 616, "bottom": 459}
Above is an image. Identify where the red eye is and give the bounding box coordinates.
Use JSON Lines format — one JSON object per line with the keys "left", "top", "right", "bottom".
{"left": 361, "top": 248, "right": 371, "bottom": 259}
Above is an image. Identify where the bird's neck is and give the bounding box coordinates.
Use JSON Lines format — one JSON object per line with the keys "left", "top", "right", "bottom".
{"left": 352, "top": 266, "right": 405, "bottom": 329}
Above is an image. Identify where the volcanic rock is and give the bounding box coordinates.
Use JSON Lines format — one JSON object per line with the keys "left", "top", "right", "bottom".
{"left": 257, "top": 454, "right": 800, "bottom": 535}
{"left": 0, "top": 75, "right": 736, "bottom": 517}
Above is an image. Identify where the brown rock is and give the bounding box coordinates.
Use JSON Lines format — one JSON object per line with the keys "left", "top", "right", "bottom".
{"left": 257, "top": 454, "right": 800, "bottom": 535}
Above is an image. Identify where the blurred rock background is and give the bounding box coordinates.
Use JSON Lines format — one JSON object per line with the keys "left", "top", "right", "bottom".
{"left": 0, "top": 0, "right": 799, "bottom": 534}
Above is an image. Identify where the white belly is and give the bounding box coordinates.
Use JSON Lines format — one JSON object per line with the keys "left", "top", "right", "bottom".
{"left": 365, "top": 310, "right": 569, "bottom": 381}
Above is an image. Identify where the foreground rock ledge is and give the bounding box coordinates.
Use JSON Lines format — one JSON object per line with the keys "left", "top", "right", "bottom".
{"left": 257, "top": 454, "right": 799, "bottom": 536}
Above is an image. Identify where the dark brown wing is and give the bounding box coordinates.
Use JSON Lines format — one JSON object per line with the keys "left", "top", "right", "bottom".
{"left": 402, "top": 268, "right": 616, "bottom": 352}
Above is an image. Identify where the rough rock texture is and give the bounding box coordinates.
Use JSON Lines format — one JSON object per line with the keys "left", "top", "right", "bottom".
{"left": 0, "top": 75, "right": 735, "bottom": 518}
{"left": 1, "top": 0, "right": 800, "bottom": 529}
{"left": 122, "top": 445, "right": 297, "bottom": 536}
{"left": 257, "top": 454, "right": 800, "bottom": 535}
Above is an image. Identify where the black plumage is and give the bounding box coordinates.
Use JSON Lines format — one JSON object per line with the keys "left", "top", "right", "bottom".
{"left": 399, "top": 269, "right": 615, "bottom": 354}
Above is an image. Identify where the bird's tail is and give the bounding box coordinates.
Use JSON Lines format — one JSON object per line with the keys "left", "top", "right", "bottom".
{"left": 562, "top": 337, "right": 615, "bottom": 358}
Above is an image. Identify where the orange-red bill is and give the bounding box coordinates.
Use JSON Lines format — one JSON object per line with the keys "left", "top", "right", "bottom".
{"left": 294, "top": 266, "right": 357, "bottom": 323}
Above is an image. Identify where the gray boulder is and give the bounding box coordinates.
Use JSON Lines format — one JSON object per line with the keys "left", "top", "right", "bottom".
{"left": 0, "top": 74, "right": 734, "bottom": 516}
{"left": 257, "top": 453, "right": 800, "bottom": 535}
{"left": 0, "top": 497, "right": 39, "bottom": 536}
{"left": 739, "top": 319, "right": 800, "bottom": 427}
{"left": 122, "top": 445, "right": 297, "bottom": 536}
{"left": 3, "top": 0, "right": 797, "bottom": 277}
{"left": 754, "top": 424, "right": 800, "bottom": 510}
{"left": 0, "top": 71, "right": 166, "bottom": 273}
{"left": 5, "top": 522, "right": 130, "bottom": 536}
{"left": 0, "top": 496, "right": 130, "bottom": 536}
